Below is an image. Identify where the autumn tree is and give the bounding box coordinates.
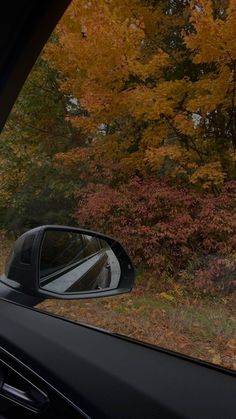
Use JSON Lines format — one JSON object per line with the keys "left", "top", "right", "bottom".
{"left": 43, "top": 0, "right": 236, "bottom": 295}
{"left": 44, "top": 0, "right": 236, "bottom": 190}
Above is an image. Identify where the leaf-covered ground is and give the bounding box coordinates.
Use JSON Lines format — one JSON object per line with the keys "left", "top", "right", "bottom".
{"left": 38, "top": 291, "right": 236, "bottom": 371}
{"left": 1, "top": 233, "right": 235, "bottom": 371}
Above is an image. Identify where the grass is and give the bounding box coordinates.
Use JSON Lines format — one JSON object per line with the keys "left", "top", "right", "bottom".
{"left": 1, "top": 232, "right": 235, "bottom": 371}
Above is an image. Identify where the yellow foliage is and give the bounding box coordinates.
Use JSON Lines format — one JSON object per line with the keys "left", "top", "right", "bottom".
{"left": 186, "top": 66, "right": 232, "bottom": 114}
{"left": 140, "top": 124, "right": 169, "bottom": 149}
{"left": 125, "top": 79, "right": 191, "bottom": 121}
{"left": 159, "top": 292, "right": 176, "bottom": 303}
{"left": 185, "top": 0, "right": 236, "bottom": 65}
{"left": 43, "top": 0, "right": 236, "bottom": 188}
{"left": 120, "top": 150, "right": 146, "bottom": 174}
{"left": 146, "top": 145, "right": 184, "bottom": 168}
{"left": 190, "top": 162, "right": 225, "bottom": 189}
{"left": 174, "top": 113, "right": 198, "bottom": 136}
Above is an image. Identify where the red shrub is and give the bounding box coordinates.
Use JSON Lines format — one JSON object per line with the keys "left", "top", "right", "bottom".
{"left": 194, "top": 257, "right": 236, "bottom": 295}
{"left": 75, "top": 178, "right": 236, "bottom": 294}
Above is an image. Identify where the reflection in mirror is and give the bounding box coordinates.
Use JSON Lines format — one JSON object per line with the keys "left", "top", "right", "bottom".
{"left": 39, "top": 230, "right": 121, "bottom": 294}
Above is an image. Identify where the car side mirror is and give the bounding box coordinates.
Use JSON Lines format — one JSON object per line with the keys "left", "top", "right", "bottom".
{"left": 0, "top": 225, "right": 135, "bottom": 301}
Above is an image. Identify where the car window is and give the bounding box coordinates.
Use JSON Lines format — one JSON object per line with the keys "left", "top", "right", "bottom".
{"left": 0, "top": 0, "right": 235, "bottom": 371}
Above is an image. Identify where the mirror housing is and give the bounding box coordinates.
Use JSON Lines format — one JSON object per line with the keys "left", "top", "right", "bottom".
{"left": 0, "top": 225, "right": 135, "bottom": 302}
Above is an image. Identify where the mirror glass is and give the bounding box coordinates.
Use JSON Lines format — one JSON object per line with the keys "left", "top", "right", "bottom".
{"left": 39, "top": 230, "right": 121, "bottom": 294}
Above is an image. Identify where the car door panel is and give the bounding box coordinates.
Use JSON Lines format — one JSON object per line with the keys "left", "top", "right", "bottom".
{"left": 0, "top": 298, "right": 235, "bottom": 419}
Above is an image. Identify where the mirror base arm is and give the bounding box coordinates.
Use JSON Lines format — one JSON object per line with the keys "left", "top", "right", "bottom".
{"left": 0, "top": 277, "right": 44, "bottom": 307}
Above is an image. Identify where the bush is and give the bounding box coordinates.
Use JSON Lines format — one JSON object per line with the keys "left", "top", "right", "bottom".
{"left": 75, "top": 178, "right": 236, "bottom": 295}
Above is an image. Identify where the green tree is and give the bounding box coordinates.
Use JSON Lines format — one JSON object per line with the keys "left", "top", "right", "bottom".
{"left": 0, "top": 57, "right": 81, "bottom": 233}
